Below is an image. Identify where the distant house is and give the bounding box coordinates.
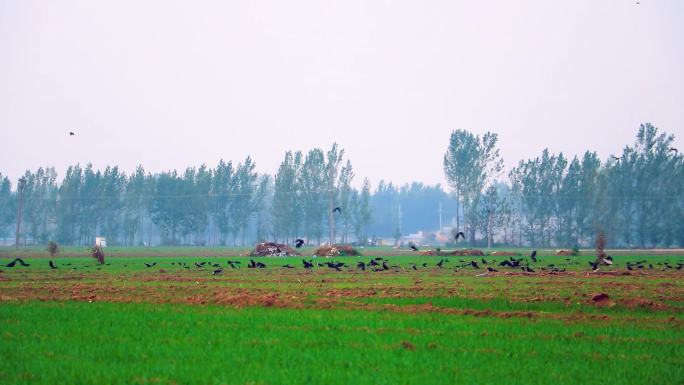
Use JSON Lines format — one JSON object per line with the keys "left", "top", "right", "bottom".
{"left": 95, "top": 237, "right": 107, "bottom": 247}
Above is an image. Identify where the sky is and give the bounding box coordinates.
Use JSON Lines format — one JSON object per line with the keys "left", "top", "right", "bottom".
{"left": 1, "top": 0, "right": 682, "bottom": 189}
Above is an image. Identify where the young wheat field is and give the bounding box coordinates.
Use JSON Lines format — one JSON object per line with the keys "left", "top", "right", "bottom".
{"left": 1, "top": 248, "right": 683, "bottom": 385}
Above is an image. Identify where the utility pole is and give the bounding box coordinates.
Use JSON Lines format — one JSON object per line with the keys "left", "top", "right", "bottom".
{"left": 438, "top": 202, "right": 443, "bottom": 232}
{"left": 15, "top": 177, "right": 26, "bottom": 250}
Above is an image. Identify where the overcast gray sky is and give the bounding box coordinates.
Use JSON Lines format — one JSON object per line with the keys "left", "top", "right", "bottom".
{"left": 1, "top": 0, "right": 682, "bottom": 188}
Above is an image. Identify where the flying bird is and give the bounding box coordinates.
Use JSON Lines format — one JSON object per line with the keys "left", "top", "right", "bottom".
{"left": 611, "top": 155, "right": 621, "bottom": 161}
{"left": 409, "top": 243, "right": 419, "bottom": 252}
{"left": 69, "top": 131, "right": 75, "bottom": 136}
{"left": 6, "top": 258, "right": 30, "bottom": 267}
{"left": 668, "top": 147, "right": 678, "bottom": 154}
{"left": 333, "top": 207, "right": 342, "bottom": 214}
{"left": 454, "top": 231, "right": 465, "bottom": 241}
{"left": 294, "top": 239, "right": 305, "bottom": 248}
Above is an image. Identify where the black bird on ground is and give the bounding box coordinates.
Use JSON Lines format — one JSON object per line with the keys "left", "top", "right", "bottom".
{"left": 522, "top": 266, "right": 535, "bottom": 273}
{"left": 470, "top": 261, "right": 480, "bottom": 269}
{"left": 481, "top": 258, "right": 488, "bottom": 265}
{"left": 421, "top": 262, "right": 428, "bottom": 268}
{"left": 382, "top": 261, "right": 390, "bottom": 271}
{"left": 6, "top": 258, "right": 30, "bottom": 267}
{"left": 295, "top": 239, "right": 305, "bottom": 248}
{"left": 256, "top": 262, "right": 266, "bottom": 268}
{"left": 303, "top": 260, "right": 314, "bottom": 269}
{"left": 248, "top": 259, "right": 257, "bottom": 268}
{"left": 410, "top": 263, "right": 418, "bottom": 270}
{"left": 326, "top": 262, "right": 344, "bottom": 271}
{"left": 589, "top": 261, "right": 600, "bottom": 271}
{"left": 369, "top": 259, "right": 380, "bottom": 266}
{"left": 194, "top": 262, "right": 203, "bottom": 268}
{"left": 212, "top": 269, "right": 223, "bottom": 275}
{"left": 281, "top": 264, "right": 295, "bottom": 269}
{"left": 409, "top": 243, "right": 419, "bottom": 252}
{"left": 333, "top": 207, "right": 342, "bottom": 214}
{"left": 486, "top": 267, "right": 498, "bottom": 272}
{"left": 145, "top": 262, "right": 157, "bottom": 268}
{"left": 436, "top": 259, "right": 445, "bottom": 268}
{"left": 49, "top": 260, "right": 57, "bottom": 269}
{"left": 227, "top": 260, "right": 241, "bottom": 269}
{"left": 530, "top": 250, "right": 537, "bottom": 262}
{"left": 357, "top": 261, "right": 366, "bottom": 271}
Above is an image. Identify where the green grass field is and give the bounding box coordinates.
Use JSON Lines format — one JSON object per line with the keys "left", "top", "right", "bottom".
{"left": 1, "top": 249, "right": 683, "bottom": 384}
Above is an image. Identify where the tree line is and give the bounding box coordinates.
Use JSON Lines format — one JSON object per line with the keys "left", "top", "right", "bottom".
{"left": 0, "top": 123, "right": 681, "bottom": 248}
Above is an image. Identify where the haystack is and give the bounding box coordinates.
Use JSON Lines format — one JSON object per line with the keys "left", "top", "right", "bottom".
{"left": 313, "top": 245, "right": 362, "bottom": 257}
{"left": 250, "top": 242, "right": 300, "bottom": 257}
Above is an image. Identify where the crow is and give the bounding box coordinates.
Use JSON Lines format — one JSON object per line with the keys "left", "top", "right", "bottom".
{"left": 454, "top": 231, "right": 465, "bottom": 241}
{"left": 303, "top": 260, "right": 314, "bottom": 269}
{"left": 69, "top": 131, "right": 75, "bottom": 136}
{"left": 589, "top": 261, "right": 600, "bottom": 271}
{"left": 212, "top": 269, "right": 223, "bottom": 275}
{"left": 49, "top": 260, "right": 58, "bottom": 269}
{"left": 481, "top": 258, "right": 488, "bottom": 265}
{"left": 436, "top": 259, "right": 445, "bottom": 268}
{"left": 369, "top": 259, "right": 380, "bottom": 266}
{"left": 195, "top": 262, "right": 203, "bottom": 268}
{"left": 145, "top": 262, "right": 157, "bottom": 268}
{"left": 522, "top": 266, "right": 535, "bottom": 273}
{"left": 227, "top": 260, "right": 241, "bottom": 269}
{"left": 248, "top": 259, "right": 257, "bottom": 268}
{"left": 669, "top": 147, "right": 678, "bottom": 154}
{"left": 357, "top": 261, "right": 366, "bottom": 271}
{"left": 333, "top": 207, "right": 342, "bottom": 214}
{"left": 599, "top": 256, "right": 613, "bottom": 265}
{"left": 611, "top": 155, "right": 621, "bottom": 161}
{"left": 409, "top": 243, "right": 419, "bottom": 252}
{"left": 470, "top": 261, "right": 480, "bottom": 269}
{"left": 410, "top": 263, "right": 418, "bottom": 270}
{"left": 6, "top": 258, "right": 29, "bottom": 267}
{"left": 530, "top": 250, "right": 537, "bottom": 262}
{"left": 295, "top": 239, "right": 305, "bottom": 248}
{"left": 421, "top": 262, "right": 428, "bottom": 268}
{"left": 486, "top": 267, "right": 498, "bottom": 272}
{"left": 499, "top": 260, "right": 512, "bottom": 267}
{"left": 627, "top": 264, "right": 633, "bottom": 271}
{"left": 256, "top": 262, "right": 266, "bottom": 268}
{"left": 281, "top": 264, "right": 295, "bottom": 269}
{"left": 382, "top": 261, "right": 390, "bottom": 271}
